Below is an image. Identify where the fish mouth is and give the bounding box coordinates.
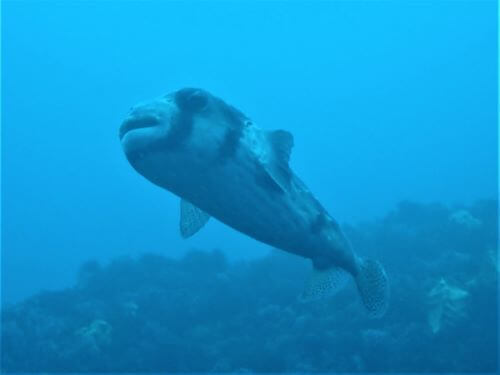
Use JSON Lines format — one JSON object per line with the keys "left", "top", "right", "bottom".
{"left": 119, "top": 115, "right": 161, "bottom": 140}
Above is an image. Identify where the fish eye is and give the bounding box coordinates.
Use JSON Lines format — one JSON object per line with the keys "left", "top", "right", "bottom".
{"left": 186, "top": 91, "right": 208, "bottom": 111}
{"left": 176, "top": 88, "right": 208, "bottom": 113}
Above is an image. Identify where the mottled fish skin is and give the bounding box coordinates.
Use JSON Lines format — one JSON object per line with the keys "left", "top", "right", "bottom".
{"left": 120, "top": 88, "right": 391, "bottom": 318}
{"left": 120, "top": 88, "right": 359, "bottom": 274}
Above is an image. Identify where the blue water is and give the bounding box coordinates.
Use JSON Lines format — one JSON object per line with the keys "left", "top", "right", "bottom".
{"left": 1, "top": 1, "right": 497, "bottom": 373}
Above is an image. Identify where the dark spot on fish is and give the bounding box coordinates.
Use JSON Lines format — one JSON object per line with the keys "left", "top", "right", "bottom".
{"left": 214, "top": 98, "right": 248, "bottom": 130}
{"left": 310, "top": 210, "right": 341, "bottom": 235}
{"left": 311, "top": 212, "right": 327, "bottom": 234}
{"left": 161, "top": 111, "right": 193, "bottom": 150}
{"left": 176, "top": 88, "right": 249, "bottom": 131}
{"left": 217, "top": 128, "right": 242, "bottom": 161}
{"left": 329, "top": 217, "right": 341, "bottom": 231}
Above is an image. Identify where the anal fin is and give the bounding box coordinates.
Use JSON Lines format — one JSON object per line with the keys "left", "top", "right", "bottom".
{"left": 180, "top": 199, "right": 210, "bottom": 238}
{"left": 300, "top": 265, "right": 348, "bottom": 302}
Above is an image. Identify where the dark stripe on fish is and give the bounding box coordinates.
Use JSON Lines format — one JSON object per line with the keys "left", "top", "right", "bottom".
{"left": 310, "top": 212, "right": 327, "bottom": 234}
{"left": 215, "top": 100, "right": 248, "bottom": 162}
{"left": 214, "top": 97, "right": 248, "bottom": 130}
{"left": 217, "top": 128, "right": 242, "bottom": 161}
{"left": 159, "top": 111, "right": 193, "bottom": 150}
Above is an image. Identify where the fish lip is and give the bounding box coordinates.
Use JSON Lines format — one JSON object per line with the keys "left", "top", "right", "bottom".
{"left": 119, "top": 115, "right": 161, "bottom": 140}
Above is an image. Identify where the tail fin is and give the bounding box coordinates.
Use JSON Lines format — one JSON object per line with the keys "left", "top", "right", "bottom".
{"left": 354, "top": 259, "right": 389, "bottom": 318}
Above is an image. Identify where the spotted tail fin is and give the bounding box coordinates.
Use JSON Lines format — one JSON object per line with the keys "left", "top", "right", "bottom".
{"left": 354, "top": 258, "right": 389, "bottom": 318}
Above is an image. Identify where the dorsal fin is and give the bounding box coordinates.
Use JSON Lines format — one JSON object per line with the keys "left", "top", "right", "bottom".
{"left": 180, "top": 199, "right": 210, "bottom": 238}
{"left": 262, "top": 130, "right": 294, "bottom": 191}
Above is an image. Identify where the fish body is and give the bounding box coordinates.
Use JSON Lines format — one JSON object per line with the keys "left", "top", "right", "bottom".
{"left": 120, "top": 88, "right": 389, "bottom": 317}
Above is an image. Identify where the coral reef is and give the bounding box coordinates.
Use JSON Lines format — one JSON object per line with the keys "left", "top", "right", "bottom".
{"left": 427, "top": 278, "right": 468, "bottom": 334}
{"left": 75, "top": 319, "right": 112, "bottom": 352}
{"left": 449, "top": 209, "right": 482, "bottom": 229}
{"left": 1, "top": 200, "right": 497, "bottom": 372}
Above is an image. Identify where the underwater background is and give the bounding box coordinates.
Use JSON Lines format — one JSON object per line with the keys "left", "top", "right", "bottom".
{"left": 1, "top": 1, "right": 498, "bottom": 373}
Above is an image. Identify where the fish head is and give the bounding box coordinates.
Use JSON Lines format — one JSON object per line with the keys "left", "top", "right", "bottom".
{"left": 119, "top": 96, "right": 174, "bottom": 160}
{"left": 119, "top": 88, "right": 248, "bottom": 188}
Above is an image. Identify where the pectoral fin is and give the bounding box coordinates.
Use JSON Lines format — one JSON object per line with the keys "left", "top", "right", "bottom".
{"left": 261, "top": 129, "right": 294, "bottom": 192}
{"left": 179, "top": 199, "right": 210, "bottom": 238}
